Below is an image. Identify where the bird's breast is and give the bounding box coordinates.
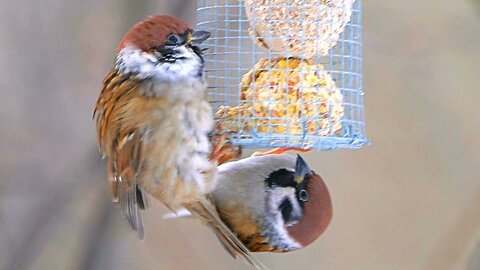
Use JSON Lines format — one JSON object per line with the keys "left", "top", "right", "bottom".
{"left": 137, "top": 90, "right": 215, "bottom": 209}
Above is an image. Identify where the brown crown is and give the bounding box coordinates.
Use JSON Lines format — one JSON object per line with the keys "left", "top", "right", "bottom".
{"left": 117, "top": 15, "right": 191, "bottom": 52}
{"left": 287, "top": 173, "right": 333, "bottom": 248}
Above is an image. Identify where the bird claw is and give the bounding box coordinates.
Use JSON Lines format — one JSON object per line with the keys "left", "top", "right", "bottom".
{"left": 210, "top": 124, "right": 242, "bottom": 165}
{"left": 251, "top": 147, "right": 311, "bottom": 157}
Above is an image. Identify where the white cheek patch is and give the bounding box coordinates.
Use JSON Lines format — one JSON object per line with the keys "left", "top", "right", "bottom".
{"left": 262, "top": 187, "right": 302, "bottom": 251}
{"left": 116, "top": 47, "right": 158, "bottom": 79}
{"left": 267, "top": 187, "right": 294, "bottom": 211}
{"left": 116, "top": 45, "right": 204, "bottom": 83}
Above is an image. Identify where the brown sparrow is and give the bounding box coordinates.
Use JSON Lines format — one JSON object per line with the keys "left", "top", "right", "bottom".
{"left": 93, "top": 14, "right": 265, "bottom": 269}
{"left": 211, "top": 154, "right": 333, "bottom": 253}
{"left": 168, "top": 153, "right": 332, "bottom": 266}
{"left": 93, "top": 14, "right": 213, "bottom": 234}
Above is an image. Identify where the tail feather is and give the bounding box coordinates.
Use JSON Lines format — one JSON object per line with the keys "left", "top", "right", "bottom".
{"left": 119, "top": 183, "right": 145, "bottom": 240}
{"left": 184, "top": 199, "right": 269, "bottom": 270}
{"left": 136, "top": 186, "right": 148, "bottom": 210}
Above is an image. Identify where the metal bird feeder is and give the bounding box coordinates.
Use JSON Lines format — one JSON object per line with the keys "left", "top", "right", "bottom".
{"left": 197, "top": 0, "right": 368, "bottom": 150}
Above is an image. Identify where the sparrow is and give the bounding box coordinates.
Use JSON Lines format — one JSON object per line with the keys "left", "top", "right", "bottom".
{"left": 211, "top": 154, "right": 333, "bottom": 253}
{"left": 93, "top": 14, "right": 265, "bottom": 269}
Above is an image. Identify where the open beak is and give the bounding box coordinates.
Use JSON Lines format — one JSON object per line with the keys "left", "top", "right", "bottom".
{"left": 294, "top": 155, "right": 312, "bottom": 184}
{"left": 191, "top": 30, "right": 211, "bottom": 45}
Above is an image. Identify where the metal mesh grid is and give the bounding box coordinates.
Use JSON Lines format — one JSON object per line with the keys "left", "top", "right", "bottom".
{"left": 197, "top": 0, "right": 368, "bottom": 150}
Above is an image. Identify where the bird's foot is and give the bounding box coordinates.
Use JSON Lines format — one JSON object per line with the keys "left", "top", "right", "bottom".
{"left": 251, "top": 147, "right": 311, "bottom": 157}
{"left": 210, "top": 124, "right": 242, "bottom": 165}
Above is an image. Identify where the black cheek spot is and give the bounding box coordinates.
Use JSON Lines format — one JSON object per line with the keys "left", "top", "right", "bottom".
{"left": 279, "top": 199, "right": 293, "bottom": 223}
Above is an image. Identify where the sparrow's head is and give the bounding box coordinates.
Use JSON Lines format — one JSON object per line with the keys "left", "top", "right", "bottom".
{"left": 115, "top": 15, "right": 211, "bottom": 81}
{"left": 212, "top": 154, "right": 332, "bottom": 253}
{"left": 262, "top": 155, "right": 333, "bottom": 251}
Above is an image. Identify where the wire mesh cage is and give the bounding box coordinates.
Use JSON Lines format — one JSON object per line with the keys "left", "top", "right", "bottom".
{"left": 197, "top": 0, "right": 368, "bottom": 150}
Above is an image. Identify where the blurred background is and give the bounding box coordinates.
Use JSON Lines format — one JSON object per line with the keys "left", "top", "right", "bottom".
{"left": 1, "top": 0, "right": 480, "bottom": 269}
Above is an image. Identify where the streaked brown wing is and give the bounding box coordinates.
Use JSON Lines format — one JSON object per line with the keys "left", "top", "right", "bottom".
{"left": 94, "top": 70, "right": 139, "bottom": 155}
{"left": 93, "top": 70, "right": 148, "bottom": 239}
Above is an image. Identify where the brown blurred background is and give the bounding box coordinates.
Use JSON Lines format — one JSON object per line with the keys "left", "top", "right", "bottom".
{"left": 1, "top": 0, "right": 480, "bottom": 269}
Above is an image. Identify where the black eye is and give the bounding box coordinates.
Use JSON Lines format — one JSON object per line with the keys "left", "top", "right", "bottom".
{"left": 167, "top": 34, "right": 180, "bottom": 45}
{"left": 298, "top": 189, "right": 308, "bottom": 202}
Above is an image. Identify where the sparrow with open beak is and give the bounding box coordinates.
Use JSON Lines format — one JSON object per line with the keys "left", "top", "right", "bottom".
{"left": 211, "top": 154, "right": 333, "bottom": 253}
{"left": 94, "top": 14, "right": 221, "bottom": 236}
{"left": 93, "top": 14, "right": 265, "bottom": 269}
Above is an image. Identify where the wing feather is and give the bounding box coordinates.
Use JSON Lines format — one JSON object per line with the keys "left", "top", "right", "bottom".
{"left": 184, "top": 198, "right": 270, "bottom": 270}
{"left": 93, "top": 70, "right": 148, "bottom": 239}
